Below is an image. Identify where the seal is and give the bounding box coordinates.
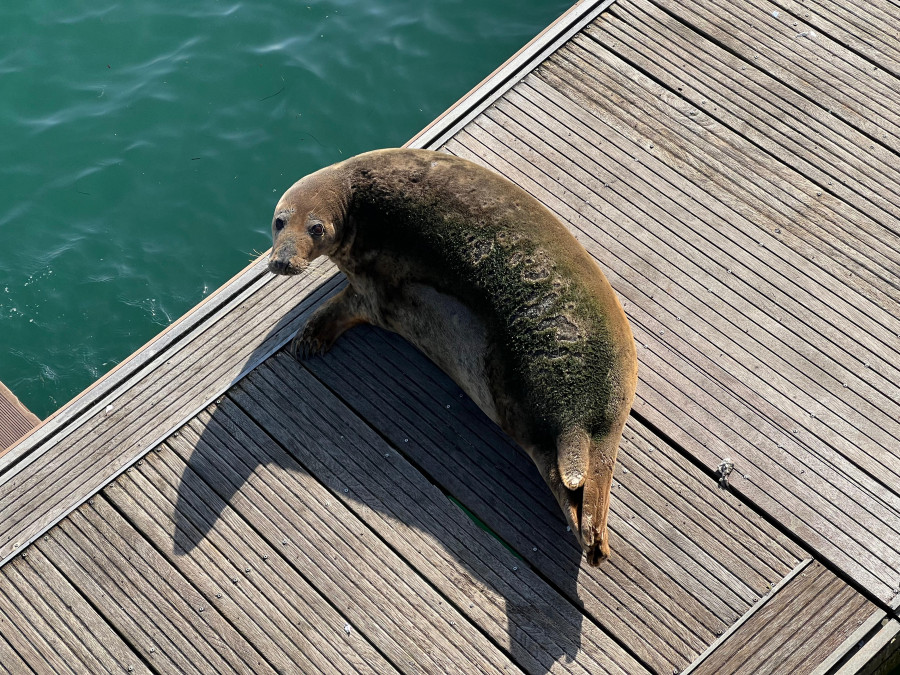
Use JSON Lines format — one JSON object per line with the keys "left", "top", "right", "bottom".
{"left": 268, "top": 148, "right": 637, "bottom": 565}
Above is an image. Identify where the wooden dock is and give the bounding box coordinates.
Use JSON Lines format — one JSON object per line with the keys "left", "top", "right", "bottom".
{"left": 1, "top": 0, "right": 898, "bottom": 672}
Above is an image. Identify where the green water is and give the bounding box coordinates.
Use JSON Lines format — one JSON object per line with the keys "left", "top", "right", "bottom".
{"left": 0, "top": 0, "right": 570, "bottom": 419}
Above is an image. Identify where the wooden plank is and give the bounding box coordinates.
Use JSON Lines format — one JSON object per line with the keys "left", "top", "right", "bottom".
{"left": 37, "top": 503, "right": 274, "bottom": 674}
{"left": 594, "top": 0, "right": 900, "bottom": 228}
{"left": 231, "top": 358, "right": 646, "bottom": 674}
{"left": 296, "top": 323, "right": 808, "bottom": 674}
{"left": 0, "top": 259, "right": 341, "bottom": 567}
{"left": 772, "top": 0, "right": 900, "bottom": 75}
{"left": 561, "top": 33, "right": 900, "bottom": 317}
{"left": 651, "top": 0, "right": 900, "bottom": 149}
{"left": 0, "top": 630, "right": 31, "bottom": 675}
{"left": 1, "top": 549, "right": 149, "bottom": 674}
{"left": 835, "top": 618, "right": 900, "bottom": 675}
{"left": 0, "top": 571, "right": 81, "bottom": 675}
{"left": 0, "top": 591, "right": 60, "bottom": 674}
{"left": 690, "top": 562, "right": 878, "bottom": 675}
{"left": 441, "top": 114, "right": 900, "bottom": 602}
{"left": 106, "top": 441, "right": 395, "bottom": 674}
{"left": 447, "top": 113, "right": 900, "bottom": 531}
{"left": 172, "top": 402, "right": 531, "bottom": 675}
{"left": 0, "top": 381, "right": 38, "bottom": 451}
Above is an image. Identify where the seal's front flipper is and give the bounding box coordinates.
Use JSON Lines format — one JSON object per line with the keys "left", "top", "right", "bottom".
{"left": 290, "top": 285, "right": 370, "bottom": 359}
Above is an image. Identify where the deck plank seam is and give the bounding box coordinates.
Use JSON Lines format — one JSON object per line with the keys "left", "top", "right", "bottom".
{"left": 790, "top": 0, "right": 900, "bottom": 72}
{"left": 444, "top": 129, "right": 900, "bottom": 568}
{"left": 168, "top": 420, "right": 442, "bottom": 675}
{"left": 717, "top": 567, "right": 845, "bottom": 674}
{"left": 623, "top": 0, "right": 900, "bottom": 210}
{"left": 23, "top": 546, "right": 153, "bottom": 674}
{"left": 301, "top": 329, "right": 715, "bottom": 654}
{"left": 247, "top": 360, "right": 610, "bottom": 674}
{"left": 0, "top": 265, "right": 280, "bottom": 487}
{"left": 478, "top": 80, "right": 900, "bottom": 492}
{"left": 742, "top": 0, "right": 900, "bottom": 95}
{"left": 620, "top": 432, "right": 801, "bottom": 574}
{"left": 680, "top": 558, "right": 813, "bottom": 674}
{"left": 529, "top": 60, "right": 900, "bottom": 362}
{"left": 410, "top": 0, "right": 620, "bottom": 151}
{"left": 12, "top": 553, "right": 134, "bottom": 672}
{"left": 217, "top": 386, "right": 531, "bottom": 675}
{"left": 601, "top": 1, "right": 900, "bottom": 230}
{"left": 312, "top": 332, "right": 706, "bottom": 666}
{"left": 107, "top": 460, "right": 368, "bottom": 675}
{"left": 630, "top": 408, "right": 895, "bottom": 614}
{"left": 2, "top": 563, "right": 97, "bottom": 674}
{"left": 288, "top": 346, "right": 740, "bottom": 667}
{"left": 524, "top": 67, "right": 900, "bottom": 345}
{"left": 561, "top": 35, "right": 900, "bottom": 298}
{"left": 694, "top": 0, "right": 900, "bottom": 131}
{"left": 0, "top": 571, "right": 82, "bottom": 675}
{"left": 349, "top": 324, "right": 789, "bottom": 597}
{"left": 642, "top": 0, "right": 899, "bottom": 151}
{"left": 269, "top": 354, "right": 660, "bottom": 673}
{"left": 0, "top": 259, "right": 271, "bottom": 476}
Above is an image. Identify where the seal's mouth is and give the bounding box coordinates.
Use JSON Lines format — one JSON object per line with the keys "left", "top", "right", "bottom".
{"left": 267, "top": 256, "right": 309, "bottom": 275}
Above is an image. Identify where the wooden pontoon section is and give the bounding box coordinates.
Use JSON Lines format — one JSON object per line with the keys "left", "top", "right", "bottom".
{"left": 1, "top": 0, "right": 897, "bottom": 672}
{"left": 0, "top": 381, "right": 39, "bottom": 451}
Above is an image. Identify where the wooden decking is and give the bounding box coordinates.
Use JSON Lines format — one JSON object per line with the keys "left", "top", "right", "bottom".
{"left": 1, "top": 0, "right": 898, "bottom": 672}
{"left": 0, "top": 381, "right": 39, "bottom": 451}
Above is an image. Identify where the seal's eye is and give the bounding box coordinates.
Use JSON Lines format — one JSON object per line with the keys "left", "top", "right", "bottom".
{"left": 274, "top": 216, "right": 286, "bottom": 232}
{"left": 309, "top": 222, "right": 325, "bottom": 237}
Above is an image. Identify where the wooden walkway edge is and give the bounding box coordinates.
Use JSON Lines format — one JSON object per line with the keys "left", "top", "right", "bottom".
{"left": 0, "top": 381, "right": 39, "bottom": 451}
{"left": 1, "top": 0, "right": 898, "bottom": 672}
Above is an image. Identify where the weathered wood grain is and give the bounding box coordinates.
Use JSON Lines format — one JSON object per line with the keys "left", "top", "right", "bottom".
{"left": 654, "top": 0, "right": 900, "bottom": 149}
{"left": 232, "top": 360, "right": 645, "bottom": 674}
{"left": 691, "top": 562, "right": 877, "bottom": 674}
{"left": 104, "top": 449, "right": 392, "bottom": 675}
{"left": 298, "top": 322, "right": 808, "bottom": 673}
{"left": 0, "top": 382, "right": 38, "bottom": 452}
{"left": 773, "top": 0, "right": 900, "bottom": 75}
{"left": 595, "top": 0, "right": 900, "bottom": 229}
{"left": 427, "top": 27, "right": 900, "bottom": 602}
{"left": 172, "top": 400, "right": 530, "bottom": 674}
{"left": 445, "top": 120, "right": 900, "bottom": 600}
{"left": 0, "top": 549, "right": 149, "bottom": 674}
{"left": 0, "top": 631, "right": 31, "bottom": 675}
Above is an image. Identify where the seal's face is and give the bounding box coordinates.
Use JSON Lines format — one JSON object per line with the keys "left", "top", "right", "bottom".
{"left": 268, "top": 175, "right": 345, "bottom": 275}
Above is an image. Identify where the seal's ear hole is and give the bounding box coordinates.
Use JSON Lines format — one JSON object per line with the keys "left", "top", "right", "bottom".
{"left": 309, "top": 222, "right": 325, "bottom": 237}
{"left": 274, "top": 216, "right": 286, "bottom": 232}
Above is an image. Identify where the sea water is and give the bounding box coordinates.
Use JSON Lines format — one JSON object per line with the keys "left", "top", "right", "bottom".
{"left": 0, "top": 0, "right": 570, "bottom": 418}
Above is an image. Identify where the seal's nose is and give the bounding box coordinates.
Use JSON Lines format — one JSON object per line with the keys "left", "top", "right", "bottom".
{"left": 268, "top": 256, "right": 291, "bottom": 274}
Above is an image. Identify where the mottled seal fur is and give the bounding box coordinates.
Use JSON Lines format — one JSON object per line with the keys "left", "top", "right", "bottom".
{"left": 268, "top": 148, "right": 637, "bottom": 565}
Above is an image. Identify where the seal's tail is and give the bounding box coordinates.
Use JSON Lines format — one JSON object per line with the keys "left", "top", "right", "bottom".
{"left": 556, "top": 425, "right": 623, "bottom": 566}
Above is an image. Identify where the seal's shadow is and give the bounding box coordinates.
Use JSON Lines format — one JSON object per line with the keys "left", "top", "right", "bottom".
{"left": 173, "top": 296, "right": 585, "bottom": 671}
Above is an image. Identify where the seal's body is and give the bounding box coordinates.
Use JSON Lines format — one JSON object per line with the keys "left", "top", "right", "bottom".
{"left": 268, "top": 148, "right": 637, "bottom": 564}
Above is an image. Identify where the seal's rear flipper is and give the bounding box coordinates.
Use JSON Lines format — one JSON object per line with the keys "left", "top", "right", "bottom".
{"left": 554, "top": 426, "right": 622, "bottom": 566}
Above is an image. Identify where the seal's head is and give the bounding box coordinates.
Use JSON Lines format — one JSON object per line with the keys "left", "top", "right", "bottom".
{"left": 268, "top": 169, "right": 348, "bottom": 275}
